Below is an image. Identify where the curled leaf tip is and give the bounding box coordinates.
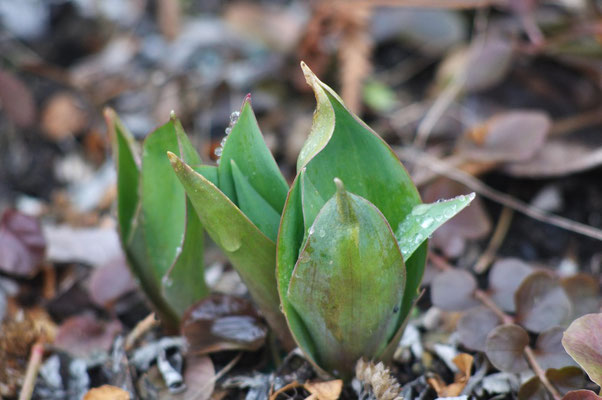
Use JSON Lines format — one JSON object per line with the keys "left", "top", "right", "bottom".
{"left": 244, "top": 93, "right": 252, "bottom": 103}
{"left": 166, "top": 151, "right": 180, "bottom": 165}
{"left": 300, "top": 61, "right": 317, "bottom": 86}
{"left": 334, "top": 178, "right": 355, "bottom": 223}
{"left": 103, "top": 107, "right": 115, "bottom": 120}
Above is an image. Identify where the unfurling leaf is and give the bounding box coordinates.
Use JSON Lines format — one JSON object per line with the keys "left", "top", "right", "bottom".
{"left": 287, "top": 179, "right": 405, "bottom": 377}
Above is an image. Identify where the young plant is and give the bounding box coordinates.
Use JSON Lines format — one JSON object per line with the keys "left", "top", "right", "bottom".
{"left": 166, "top": 63, "right": 471, "bottom": 377}
{"left": 167, "top": 98, "right": 294, "bottom": 347}
{"left": 106, "top": 110, "right": 208, "bottom": 329}
{"left": 276, "top": 63, "right": 474, "bottom": 379}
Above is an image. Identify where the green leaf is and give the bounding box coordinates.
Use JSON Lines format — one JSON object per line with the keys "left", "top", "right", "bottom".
{"left": 278, "top": 63, "right": 427, "bottom": 372}
{"left": 168, "top": 152, "right": 293, "bottom": 347}
{"left": 218, "top": 97, "right": 289, "bottom": 213}
{"left": 395, "top": 193, "right": 475, "bottom": 260}
{"left": 108, "top": 111, "right": 208, "bottom": 328}
{"left": 162, "top": 197, "right": 207, "bottom": 316}
{"left": 287, "top": 179, "right": 405, "bottom": 379}
{"left": 105, "top": 108, "right": 139, "bottom": 242}
{"left": 231, "top": 159, "right": 281, "bottom": 241}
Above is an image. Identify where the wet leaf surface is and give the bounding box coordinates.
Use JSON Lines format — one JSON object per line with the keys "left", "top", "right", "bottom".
{"left": 485, "top": 324, "right": 530, "bottom": 373}
{"left": 456, "top": 306, "right": 501, "bottom": 352}
{"left": 562, "top": 313, "right": 602, "bottom": 387}
{"left": 431, "top": 269, "right": 479, "bottom": 312}
{"left": 515, "top": 271, "right": 572, "bottom": 333}
{"left": 181, "top": 293, "right": 267, "bottom": 355}
{"left": 488, "top": 258, "right": 533, "bottom": 313}
{"left": 0, "top": 209, "right": 46, "bottom": 277}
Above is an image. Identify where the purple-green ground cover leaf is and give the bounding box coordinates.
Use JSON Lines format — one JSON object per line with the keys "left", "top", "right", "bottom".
{"left": 562, "top": 313, "right": 602, "bottom": 388}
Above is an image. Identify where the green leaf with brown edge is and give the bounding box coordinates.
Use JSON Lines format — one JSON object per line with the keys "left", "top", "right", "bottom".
{"left": 287, "top": 179, "right": 405, "bottom": 379}
{"left": 562, "top": 313, "right": 602, "bottom": 388}
{"left": 277, "top": 63, "right": 427, "bottom": 375}
{"left": 515, "top": 271, "right": 572, "bottom": 333}
{"left": 485, "top": 324, "right": 530, "bottom": 373}
{"left": 395, "top": 193, "right": 475, "bottom": 260}
{"left": 217, "top": 96, "right": 288, "bottom": 213}
{"left": 168, "top": 152, "right": 293, "bottom": 348}
{"left": 230, "top": 159, "right": 281, "bottom": 241}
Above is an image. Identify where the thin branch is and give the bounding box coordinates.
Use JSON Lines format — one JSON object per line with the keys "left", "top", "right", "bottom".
{"left": 19, "top": 341, "right": 45, "bottom": 400}
{"left": 125, "top": 313, "right": 159, "bottom": 351}
{"left": 349, "top": 0, "right": 503, "bottom": 9}
{"left": 524, "top": 346, "right": 562, "bottom": 400}
{"left": 473, "top": 207, "right": 513, "bottom": 273}
{"left": 398, "top": 147, "right": 602, "bottom": 241}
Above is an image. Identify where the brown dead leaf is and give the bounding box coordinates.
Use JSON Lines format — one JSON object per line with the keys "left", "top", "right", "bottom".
{"left": 304, "top": 380, "right": 343, "bottom": 400}
{"left": 83, "top": 385, "right": 130, "bottom": 400}
{"left": 428, "top": 353, "right": 473, "bottom": 397}
{"left": 41, "top": 92, "right": 88, "bottom": 141}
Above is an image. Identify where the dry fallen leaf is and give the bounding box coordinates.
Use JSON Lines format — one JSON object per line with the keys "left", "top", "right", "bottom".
{"left": 304, "top": 380, "right": 343, "bottom": 400}
{"left": 427, "top": 353, "right": 474, "bottom": 397}
{"left": 83, "top": 385, "right": 130, "bottom": 400}
{"left": 0, "top": 209, "right": 46, "bottom": 278}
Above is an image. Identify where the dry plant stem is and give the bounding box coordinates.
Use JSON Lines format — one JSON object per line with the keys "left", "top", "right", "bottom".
{"left": 18, "top": 341, "right": 45, "bottom": 400}
{"left": 550, "top": 107, "right": 602, "bottom": 137}
{"left": 398, "top": 147, "right": 602, "bottom": 241}
{"left": 125, "top": 313, "right": 159, "bottom": 351}
{"left": 428, "top": 253, "right": 561, "bottom": 400}
{"left": 414, "top": 81, "right": 463, "bottom": 148}
{"left": 524, "top": 346, "right": 562, "bottom": 400}
{"left": 473, "top": 207, "right": 514, "bottom": 273}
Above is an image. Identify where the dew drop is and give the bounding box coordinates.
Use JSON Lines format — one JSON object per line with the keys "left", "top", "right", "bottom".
{"left": 415, "top": 233, "right": 424, "bottom": 243}
{"left": 420, "top": 217, "right": 433, "bottom": 229}
{"left": 162, "top": 276, "right": 173, "bottom": 287}
{"left": 457, "top": 195, "right": 466, "bottom": 201}
{"left": 225, "top": 127, "right": 232, "bottom": 135}
{"left": 220, "top": 137, "right": 227, "bottom": 147}
{"left": 444, "top": 208, "right": 454, "bottom": 218}
{"left": 214, "top": 147, "right": 223, "bottom": 157}
{"left": 412, "top": 204, "right": 429, "bottom": 216}
{"left": 319, "top": 229, "right": 325, "bottom": 238}
{"left": 230, "top": 111, "right": 240, "bottom": 124}
{"left": 401, "top": 246, "right": 409, "bottom": 255}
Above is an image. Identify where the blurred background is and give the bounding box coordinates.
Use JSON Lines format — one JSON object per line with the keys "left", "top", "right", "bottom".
{"left": 1, "top": 0, "right": 602, "bottom": 398}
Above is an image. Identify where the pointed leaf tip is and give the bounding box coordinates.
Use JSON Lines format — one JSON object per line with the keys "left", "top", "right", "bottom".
{"left": 170, "top": 109, "right": 177, "bottom": 120}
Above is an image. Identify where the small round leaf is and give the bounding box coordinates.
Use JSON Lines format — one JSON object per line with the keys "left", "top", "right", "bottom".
{"left": 457, "top": 306, "right": 501, "bottom": 352}
{"left": 515, "top": 271, "right": 571, "bottom": 333}
{"left": 431, "top": 269, "right": 479, "bottom": 311}
{"left": 485, "top": 324, "right": 530, "bottom": 373}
